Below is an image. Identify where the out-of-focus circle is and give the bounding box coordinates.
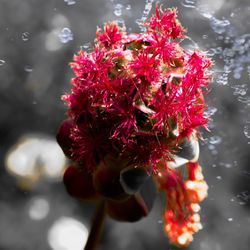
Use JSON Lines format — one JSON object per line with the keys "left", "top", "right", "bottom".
{"left": 45, "top": 31, "right": 64, "bottom": 51}
{"left": 29, "top": 197, "right": 50, "bottom": 220}
{"left": 5, "top": 134, "right": 67, "bottom": 187}
{"left": 47, "top": 217, "right": 88, "bottom": 250}
{"left": 197, "top": 0, "right": 225, "bottom": 16}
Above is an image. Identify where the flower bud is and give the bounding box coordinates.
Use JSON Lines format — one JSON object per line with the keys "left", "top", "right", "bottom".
{"left": 106, "top": 194, "right": 149, "bottom": 222}
{"left": 93, "top": 156, "right": 129, "bottom": 201}
{"left": 63, "top": 166, "right": 99, "bottom": 200}
{"left": 56, "top": 119, "right": 73, "bottom": 158}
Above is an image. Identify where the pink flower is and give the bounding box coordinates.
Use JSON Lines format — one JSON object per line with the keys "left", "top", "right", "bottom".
{"left": 96, "top": 22, "right": 124, "bottom": 48}
{"left": 129, "top": 52, "right": 160, "bottom": 82}
{"left": 57, "top": 5, "right": 212, "bottom": 248}
{"left": 148, "top": 5, "right": 185, "bottom": 39}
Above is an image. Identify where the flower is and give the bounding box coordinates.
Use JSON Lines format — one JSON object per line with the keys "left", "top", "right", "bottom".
{"left": 57, "top": 5, "right": 212, "bottom": 248}
{"left": 156, "top": 161, "right": 208, "bottom": 247}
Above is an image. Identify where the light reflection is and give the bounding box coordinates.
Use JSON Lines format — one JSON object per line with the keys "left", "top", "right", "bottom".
{"left": 48, "top": 217, "right": 88, "bottom": 250}
{"left": 197, "top": 0, "right": 225, "bottom": 17}
{"left": 51, "top": 14, "right": 69, "bottom": 29}
{"left": 45, "top": 31, "right": 64, "bottom": 51}
{"left": 46, "top": 14, "right": 70, "bottom": 51}
{"left": 29, "top": 197, "right": 50, "bottom": 220}
{"left": 5, "top": 134, "right": 66, "bottom": 187}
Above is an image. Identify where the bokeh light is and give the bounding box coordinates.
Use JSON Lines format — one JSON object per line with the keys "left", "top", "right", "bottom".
{"left": 48, "top": 217, "right": 88, "bottom": 250}
{"left": 5, "top": 134, "right": 66, "bottom": 187}
{"left": 28, "top": 197, "right": 50, "bottom": 220}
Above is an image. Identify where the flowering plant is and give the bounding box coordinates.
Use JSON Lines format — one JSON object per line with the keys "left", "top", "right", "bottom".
{"left": 57, "top": 5, "right": 212, "bottom": 249}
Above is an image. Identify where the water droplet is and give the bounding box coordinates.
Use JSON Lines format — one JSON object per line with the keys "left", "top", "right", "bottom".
{"left": 243, "top": 124, "right": 250, "bottom": 139}
{"left": 80, "top": 42, "right": 91, "bottom": 51}
{"left": 58, "top": 28, "right": 73, "bottom": 43}
{"left": 64, "top": 0, "right": 76, "bottom": 5}
{"left": 233, "top": 72, "right": 241, "bottom": 79}
{"left": 231, "top": 85, "right": 247, "bottom": 96}
{"left": 236, "top": 191, "right": 250, "bottom": 202}
{"left": 239, "top": 202, "right": 246, "bottom": 205}
{"left": 227, "top": 26, "right": 238, "bottom": 38}
{"left": 200, "top": 11, "right": 213, "bottom": 19}
{"left": 242, "top": 170, "right": 250, "bottom": 179}
{"left": 208, "top": 144, "right": 215, "bottom": 150}
{"left": 0, "top": 60, "right": 6, "bottom": 66}
{"left": 209, "top": 136, "right": 222, "bottom": 145}
{"left": 126, "top": 4, "right": 131, "bottom": 10}
{"left": 22, "top": 32, "right": 30, "bottom": 41}
{"left": 114, "top": 3, "right": 123, "bottom": 17}
{"left": 202, "top": 35, "right": 208, "bottom": 39}
{"left": 216, "top": 73, "right": 228, "bottom": 85}
{"left": 136, "top": 0, "right": 154, "bottom": 32}
{"left": 116, "top": 19, "right": 126, "bottom": 30}
{"left": 247, "top": 66, "right": 250, "bottom": 76}
{"left": 207, "top": 47, "right": 222, "bottom": 56}
{"left": 223, "top": 48, "right": 235, "bottom": 57}
{"left": 135, "top": 19, "right": 146, "bottom": 32}
{"left": 224, "top": 36, "right": 231, "bottom": 44}
{"left": 210, "top": 17, "right": 230, "bottom": 34}
{"left": 181, "top": 0, "right": 196, "bottom": 8}
{"left": 207, "top": 122, "right": 216, "bottom": 130}
{"left": 143, "top": 1, "right": 154, "bottom": 15}
{"left": 24, "top": 65, "right": 33, "bottom": 72}
{"left": 220, "top": 162, "right": 233, "bottom": 168}
{"left": 197, "top": 2, "right": 217, "bottom": 19}
{"left": 227, "top": 217, "right": 233, "bottom": 222}
{"left": 216, "top": 176, "right": 222, "bottom": 180}
{"left": 233, "top": 66, "right": 244, "bottom": 79}
{"left": 204, "top": 106, "right": 217, "bottom": 118}
{"left": 237, "top": 96, "right": 250, "bottom": 105}
{"left": 225, "top": 163, "right": 232, "bottom": 168}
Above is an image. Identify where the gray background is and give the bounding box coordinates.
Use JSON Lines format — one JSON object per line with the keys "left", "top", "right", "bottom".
{"left": 0, "top": 0, "right": 250, "bottom": 249}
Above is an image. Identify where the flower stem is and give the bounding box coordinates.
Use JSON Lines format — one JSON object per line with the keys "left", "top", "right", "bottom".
{"left": 84, "top": 200, "right": 106, "bottom": 250}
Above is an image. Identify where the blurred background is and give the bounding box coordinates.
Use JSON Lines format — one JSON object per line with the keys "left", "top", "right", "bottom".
{"left": 0, "top": 0, "right": 250, "bottom": 249}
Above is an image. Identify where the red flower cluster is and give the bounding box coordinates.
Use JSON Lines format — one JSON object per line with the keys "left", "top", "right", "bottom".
{"left": 57, "top": 5, "right": 212, "bottom": 247}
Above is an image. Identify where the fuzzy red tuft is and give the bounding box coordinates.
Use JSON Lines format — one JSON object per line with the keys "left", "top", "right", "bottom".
{"left": 59, "top": 5, "right": 212, "bottom": 247}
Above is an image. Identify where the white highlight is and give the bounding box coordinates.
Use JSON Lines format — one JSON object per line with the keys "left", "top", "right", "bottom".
{"left": 48, "top": 217, "right": 88, "bottom": 250}
{"left": 5, "top": 134, "right": 66, "bottom": 183}
{"left": 168, "top": 155, "right": 189, "bottom": 169}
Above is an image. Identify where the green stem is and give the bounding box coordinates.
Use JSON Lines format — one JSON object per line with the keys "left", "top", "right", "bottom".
{"left": 84, "top": 200, "right": 106, "bottom": 250}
